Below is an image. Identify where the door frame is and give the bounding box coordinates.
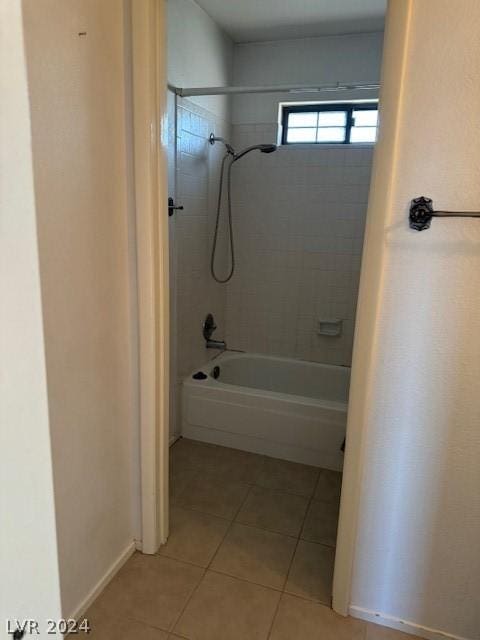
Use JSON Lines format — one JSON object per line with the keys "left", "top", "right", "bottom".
{"left": 129, "top": 0, "right": 406, "bottom": 613}
{"left": 131, "top": 0, "right": 169, "bottom": 553}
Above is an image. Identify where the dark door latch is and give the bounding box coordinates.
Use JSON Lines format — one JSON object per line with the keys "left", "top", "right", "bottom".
{"left": 168, "top": 197, "right": 184, "bottom": 217}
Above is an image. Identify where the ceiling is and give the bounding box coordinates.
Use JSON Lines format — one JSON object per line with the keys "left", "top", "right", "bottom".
{"left": 194, "top": 0, "right": 387, "bottom": 43}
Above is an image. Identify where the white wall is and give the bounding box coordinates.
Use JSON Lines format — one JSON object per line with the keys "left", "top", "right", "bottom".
{"left": 232, "top": 33, "right": 384, "bottom": 124}
{"left": 22, "top": 0, "right": 138, "bottom": 619}
{"left": 0, "top": 3, "right": 63, "bottom": 632}
{"left": 341, "top": 2, "right": 480, "bottom": 638}
{"left": 167, "top": 0, "right": 233, "bottom": 120}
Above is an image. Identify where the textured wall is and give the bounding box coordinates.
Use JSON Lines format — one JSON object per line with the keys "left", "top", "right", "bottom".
{"left": 226, "top": 124, "right": 372, "bottom": 366}
{"left": 344, "top": 1, "right": 480, "bottom": 638}
{"left": 22, "top": 0, "right": 137, "bottom": 618}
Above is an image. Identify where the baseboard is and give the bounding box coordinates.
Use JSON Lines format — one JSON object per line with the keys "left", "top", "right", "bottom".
{"left": 68, "top": 540, "right": 136, "bottom": 621}
{"left": 349, "top": 605, "right": 472, "bottom": 640}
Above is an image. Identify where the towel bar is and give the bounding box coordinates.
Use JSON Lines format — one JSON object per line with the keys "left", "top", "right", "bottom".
{"left": 409, "top": 196, "right": 480, "bottom": 231}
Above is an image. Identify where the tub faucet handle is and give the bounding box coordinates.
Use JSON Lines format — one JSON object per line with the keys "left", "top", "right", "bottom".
{"left": 203, "top": 313, "right": 226, "bottom": 350}
{"left": 203, "top": 313, "right": 217, "bottom": 340}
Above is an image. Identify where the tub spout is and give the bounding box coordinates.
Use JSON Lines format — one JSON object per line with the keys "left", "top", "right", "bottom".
{"left": 206, "top": 339, "right": 226, "bottom": 350}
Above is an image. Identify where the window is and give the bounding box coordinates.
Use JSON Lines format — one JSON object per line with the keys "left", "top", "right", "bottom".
{"left": 281, "top": 102, "right": 378, "bottom": 145}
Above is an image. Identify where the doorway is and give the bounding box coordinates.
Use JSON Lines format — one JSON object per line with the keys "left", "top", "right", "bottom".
{"left": 163, "top": 0, "right": 383, "bottom": 618}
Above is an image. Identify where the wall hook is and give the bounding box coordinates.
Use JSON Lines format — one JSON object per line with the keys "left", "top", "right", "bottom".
{"left": 409, "top": 196, "right": 480, "bottom": 231}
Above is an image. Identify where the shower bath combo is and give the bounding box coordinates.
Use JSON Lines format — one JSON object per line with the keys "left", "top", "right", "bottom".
{"left": 209, "top": 133, "right": 276, "bottom": 283}
{"left": 190, "top": 133, "right": 351, "bottom": 471}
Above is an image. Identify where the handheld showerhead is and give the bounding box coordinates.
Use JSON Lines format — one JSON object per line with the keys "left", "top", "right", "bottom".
{"left": 209, "top": 137, "right": 277, "bottom": 282}
{"left": 209, "top": 134, "right": 277, "bottom": 161}
{"left": 233, "top": 143, "right": 277, "bottom": 162}
{"left": 259, "top": 144, "right": 277, "bottom": 154}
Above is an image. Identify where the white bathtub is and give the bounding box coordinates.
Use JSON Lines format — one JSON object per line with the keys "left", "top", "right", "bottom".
{"left": 182, "top": 352, "right": 349, "bottom": 470}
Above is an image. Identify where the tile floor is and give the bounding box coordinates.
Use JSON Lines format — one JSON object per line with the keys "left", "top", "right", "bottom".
{"left": 85, "top": 438, "right": 421, "bottom": 639}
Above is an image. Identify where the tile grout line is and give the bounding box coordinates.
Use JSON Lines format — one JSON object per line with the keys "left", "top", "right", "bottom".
{"left": 206, "top": 567, "right": 284, "bottom": 595}
{"left": 122, "top": 554, "right": 207, "bottom": 636}
{"left": 284, "top": 475, "right": 319, "bottom": 588}
{"left": 170, "top": 500, "right": 320, "bottom": 542}
{"left": 167, "top": 565, "right": 207, "bottom": 635}
{"left": 169, "top": 446, "right": 341, "bottom": 637}
{"left": 203, "top": 566, "right": 336, "bottom": 610}
{"left": 206, "top": 482, "right": 255, "bottom": 571}
{"left": 266, "top": 471, "right": 320, "bottom": 640}
{"left": 171, "top": 440, "right": 330, "bottom": 498}
{"left": 167, "top": 502, "right": 233, "bottom": 524}
{"left": 173, "top": 460, "right": 324, "bottom": 500}
{"left": 167, "top": 481, "right": 256, "bottom": 637}
{"left": 161, "top": 513, "right": 336, "bottom": 631}
{"left": 301, "top": 469, "right": 337, "bottom": 608}
{"left": 264, "top": 586, "right": 284, "bottom": 640}
{"left": 267, "top": 466, "right": 342, "bottom": 637}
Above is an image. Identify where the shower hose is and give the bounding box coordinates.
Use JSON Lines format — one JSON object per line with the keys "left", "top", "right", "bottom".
{"left": 210, "top": 152, "right": 235, "bottom": 283}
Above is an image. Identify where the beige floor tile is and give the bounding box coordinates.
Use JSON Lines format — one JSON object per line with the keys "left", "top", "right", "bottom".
{"left": 89, "top": 553, "right": 203, "bottom": 632}
{"left": 212, "top": 445, "right": 265, "bottom": 483}
{"left": 159, "top": 506, "right": 230, "bottom": 567}
{"left": 210, "top": 522, "right": 296, "bottom": 589}
{"left": 366, "top": 622, "right": 421, "bottom": 639}
{"left": 301, "top": 499, "right": 339, "bottom": 546}
{"left": 314, "top": 468, "right": 343, "bottom": 504}
{"left": 171, "top": 438, "right": 264, "bottom": 483}
{"left": 84, "top": 609, "right": 169, "bottom": 639}
{"left": 285, "top": 540, "right": 335, "bottom": 604}
{"left": 236, "top": 486, "right": 309, "bottom": 537}
{"left": 270, "top": 594, "right": 366, "bottom": 640}
{"left": 174, "top": 469, "right": 250, "bottom": 519}
{"left": 170, "top": 466, "right": 198, "bottom": 504}
{"left": 170, "top": 438, "right": 220, "bottom": 473}
{"left": 174, "top": 570, "right": 280, "bottom": 640}
{"left": 256, "top": 457, "right": 319, "bottom": 497}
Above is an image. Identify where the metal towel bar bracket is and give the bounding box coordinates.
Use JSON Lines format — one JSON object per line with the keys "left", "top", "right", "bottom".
{"left": 409, "top": 196, "right": 480, "bottom": 231}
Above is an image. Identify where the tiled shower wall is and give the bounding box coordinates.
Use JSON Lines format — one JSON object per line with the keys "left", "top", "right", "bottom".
{"left": 225, "top": 123, "right": 373, "bottom": 366}
{"left": 171, "top": 103, "right": 373, "bottom": 437}
{"left": 170, "top": 98, "right": 230, "bottom": 436}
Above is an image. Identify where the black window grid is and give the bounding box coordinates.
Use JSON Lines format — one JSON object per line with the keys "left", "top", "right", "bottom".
{"left": 281, "top": 102, "right": 378, "bottom": 145}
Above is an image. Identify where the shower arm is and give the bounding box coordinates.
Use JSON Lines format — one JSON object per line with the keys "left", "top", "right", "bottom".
{"left": 209, "top": 133, "right": 235, "bottom": 156}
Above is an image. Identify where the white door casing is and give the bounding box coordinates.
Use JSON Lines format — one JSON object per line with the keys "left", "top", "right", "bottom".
{"left": 131, "top": 0, "right": 169, "bottom": 553}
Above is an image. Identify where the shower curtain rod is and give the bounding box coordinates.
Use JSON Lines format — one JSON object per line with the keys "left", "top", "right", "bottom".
{"left": 168, "top": 81, "right": 380, "bottom": 97}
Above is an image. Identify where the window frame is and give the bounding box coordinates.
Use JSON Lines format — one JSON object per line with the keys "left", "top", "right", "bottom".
{"left": 280, "top": 102, "right": 378, "bottom": 146}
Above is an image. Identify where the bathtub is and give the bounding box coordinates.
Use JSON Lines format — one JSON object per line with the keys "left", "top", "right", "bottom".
{"left": 182, "top": 352, "right": 349, "bottom": 470}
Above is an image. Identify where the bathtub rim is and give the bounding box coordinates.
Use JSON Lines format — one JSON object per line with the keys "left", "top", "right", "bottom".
{"left": 184, "top": 350, "right": 350, "bottom": 413}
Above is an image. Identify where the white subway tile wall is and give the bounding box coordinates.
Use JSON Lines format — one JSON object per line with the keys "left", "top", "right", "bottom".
{"left": 225, "top": 123, "right": 373, "bottom": 366}
{"left": 171, "top": 98, "right": 231, "bottom": 436}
